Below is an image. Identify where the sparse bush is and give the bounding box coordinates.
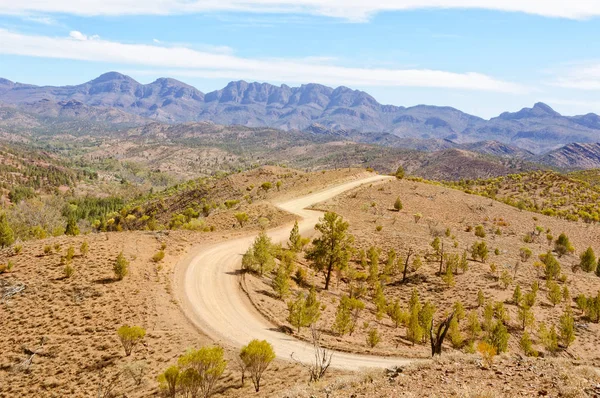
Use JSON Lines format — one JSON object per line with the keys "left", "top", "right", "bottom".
{"left": 413, "top": 213, "right": 422, "bottom": 223}
{"left": 519, "top": 247, "right": 532, "bottom": 262}
{"left": 117, "top": 325, "right": 146, "bottom": 356}
{"left": 395, "top": 165, "right": 405, "bottom": 179}
{"left": 13, "top": 244, "right": 22, "bottom": 255}
{"left": 487, "top": 320, "right": 509, "bottom": 353}
{"left": 63, "top": 263, "right": 74, "bottom": 278}
{"left": 519, "top": 331, "right": 536, "bottom": 357}
{"left": 471, "top": 241, "right": 488, "bottom": 263}
{"left": 541, "top": 252, "right": 561, "bottom": 281}
{"left": 366, "top": 328, "right": 381, "bottom": 348}
{"left": 235, "top": 212, "right": 249, "bottom": 227}
{"left": 539, "top": 323, "right": 559, "bottom": 353}
{"left": 512, "top": 285, "right": 522, "bottom": 305}
{"left": 152, "top": 250, "right": 165, "bottom": 263}
{"left": 80, "top": 240, "right": 89, "bottom": 257}
{"left": 44, "top": 245, "right": 52, "bottom": 255}
{"left": 114, "top": 251, "right": 129, "bottom": 280}
{"left": 500, "top": 270, "right": 512, "bottom": 289}
{"left": 157, "top": 365, "right": 180, "bottom": 398}
{"left": 477, "top": 341, "right": 497, "bottom": 368}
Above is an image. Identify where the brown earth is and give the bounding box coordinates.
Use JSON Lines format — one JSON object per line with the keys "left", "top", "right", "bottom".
{"left": 245, "top": 177, "right": 600, "bottom": 361}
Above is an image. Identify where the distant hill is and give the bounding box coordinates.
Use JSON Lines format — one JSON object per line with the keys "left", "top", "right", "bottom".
{"left": 538, "top": 142, "right": 600, "bottom": 169}
{"left": 2, "top": 72, "right": 600, "bottom": 154}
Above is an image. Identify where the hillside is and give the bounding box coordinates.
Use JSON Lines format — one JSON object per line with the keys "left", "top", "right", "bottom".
{"left": 539, "top": 142, "right": 600, "bottom": 169}
{"left": 2, "top": 73, "right": 600, "bottom": 153}
{"left": 442, "top": 170, "right": 600, "bottom": 222}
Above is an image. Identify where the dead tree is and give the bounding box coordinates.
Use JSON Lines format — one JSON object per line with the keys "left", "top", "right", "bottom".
{"left": 17, "top": 337, "right": 46, "bottom": 371}
{"left": 291, "top": 325, "right": 333, "bottom": 382}
{"left": 402, "top": 248, "right": 414, "bottom": 283}
{"left": 430, "top": 312, "right": 455, "bottom": 357}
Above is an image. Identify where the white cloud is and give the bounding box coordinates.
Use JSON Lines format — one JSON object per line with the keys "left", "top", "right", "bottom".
{"left": 69, "top": 30, "right": 100, "bottom": 41}
{"left": 0, "top": 29, "right": 526, "bottom": 93}
{"left": 1, "top": 1, "right": 600, "bottom": 21}
{"left": 548, "top": 62, "right": 600, "bottom": 90}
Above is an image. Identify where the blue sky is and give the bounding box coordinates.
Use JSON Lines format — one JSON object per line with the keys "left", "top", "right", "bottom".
{"left": 1, "top": 1, "right": 600, "bottom": 118}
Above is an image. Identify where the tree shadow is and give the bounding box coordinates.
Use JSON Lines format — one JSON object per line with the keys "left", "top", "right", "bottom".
{"left": 93, "top": 277, "right": 117, "bottom": 285}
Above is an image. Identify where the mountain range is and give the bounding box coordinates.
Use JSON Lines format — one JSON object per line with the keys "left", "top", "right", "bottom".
{"left": 1, "top": 72, "right": 600, "bottom": 157}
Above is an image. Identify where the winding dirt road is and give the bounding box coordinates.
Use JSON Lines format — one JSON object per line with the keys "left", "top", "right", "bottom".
{"left": 178, "top": 174, "right": 414, "bottom": 370}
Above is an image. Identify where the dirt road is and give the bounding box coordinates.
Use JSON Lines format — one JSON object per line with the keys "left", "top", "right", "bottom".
{"left": 178, "top": 174, "right": 414, "bottom": 370}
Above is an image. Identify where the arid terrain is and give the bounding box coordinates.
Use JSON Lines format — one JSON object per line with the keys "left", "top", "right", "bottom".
{"left": 2, "top": 168, "right": 600, "bottom": 397}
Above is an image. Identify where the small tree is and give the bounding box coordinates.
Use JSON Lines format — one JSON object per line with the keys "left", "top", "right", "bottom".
{"left": 512, "top": 285, "right": 522, "bottom": 306}
{"left": 477, "top": 289, "right": 485, "bottom": 307}
{"left": 519, "top": 247, "right": 532, "bottom": 262}
{"left": 243, "top": 232, "right": 275, "bottom": 275}
{"left": 393, "top": 197, "right": 403, "bottom": 212}
{"left": 117, "top": 325, "right": 146, "bottom": 356}
{"left": 65, "top": 218, "right": 80, "bottom": 236}
{"left": 519, "top": 331, "right": 536, "bottom": 357}
{"left": 287, "top": 293, "right": 308, "bottom": 333}
{"left": 157, "top": 366, "right": 180, "bottom": 398}
{"left": 559, "top": 307, "right": 575, "bottom": 348}
{"left": 541, "top": 252, "right": 561, "bottom": 281}
{"left": 387, "top": 299, "right": 407, "bottom": 328}
{"left": 306, "top": 212, "right": 354, "bottom": 290}
{"left": 0, "top": 212, "right": 15, "bottom": 248}
{"left": 288, "top": 220, "right": 301, "bottom": 251}
{"left": 366, "top": 328, "right": 381, "bottom": 348}
{"left": 466, "top": 310, "right": 481, "bottom": 339}
{"left": 471, "top": 241, "right": 488, "bottom": 263}
{"left": 273, "top": 265, "right": 290, "bottom": 299}
{"left": 487, "top": 320, "right": 509, "bottom": 353}
{"left": 500, "top": 270, "right": 512, "bottom": 290}
{"left": 178, "top": 346, "right": 227, "bottom": 398}
{"left": 407, "top": 302, "right": 423, "bottom": 345}
{"left": 114, "top": 252, "right": 129, "bottom": 280}
{"left": 517, "top": 305, "right": 535, "bottom": 331}
{"left": 448, "top": 317, "right": 463, "bottom": 348}
{"left": 240, "top": 340, "right": 275, "bottom": 392}
{"left": 539, "top": 323, "right": 559, "bottom": 353}
{"left": 579, "top": 247, "right": 596, "bottom": 273}
{"left": 477, "top": 341, "right": 497, "bottom": 368}
{"left": 395, "top": 165, "right": 405, "bottom": 179}
{"left": 547, "top": 281, "right": 562, "bottom": 307}
{"left": 235, "top": 213, "right": 249, "bottom": 228}
{"left": 554, "top": 233, "right": 574, "bottom": 257}
{"left": 80, "top": 240, "right": 89, "bottom": 257}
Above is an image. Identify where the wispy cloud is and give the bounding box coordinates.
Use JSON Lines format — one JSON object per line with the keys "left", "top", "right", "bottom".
{"left": 548, "top": 62, "right": 600, "bottom": 90}
{"left": 0, "top": 29, "right": 527, "bottom": 93}
{"left": 1, "top": 1, "right": 600, "bottom": 21}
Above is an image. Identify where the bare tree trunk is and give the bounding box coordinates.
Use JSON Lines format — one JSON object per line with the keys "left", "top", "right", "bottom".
{"left": 402, "top": 248, "right": 413, "bottom": 283}
{"left": 430, "top": 312, "right": 454, "bottom": 356}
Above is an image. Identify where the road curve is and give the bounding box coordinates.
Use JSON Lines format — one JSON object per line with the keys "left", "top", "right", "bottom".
{"left": 178, "top": 174, "right": 414, "bottom": 370}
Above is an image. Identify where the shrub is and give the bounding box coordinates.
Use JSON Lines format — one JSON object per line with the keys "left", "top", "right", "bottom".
{"left": 235, "top": 212, "right": 249, "bottom": 227}
{"left": 393, "top": 197, "right": 403, "bottom": 211}
{"left": 539, "top": 323, "right": 558, "bottom": 353}
{"left": 413, "top": 213, "right": 422, "bottom": 224}
{"left": 546, "top": 281, "right": 562, "bottom": 307}
{"left": 157, "top": 366, "right": 180, "bottom": 398}
{"left": 13, "top": 244, "right": 22, "bottom": 255}
{"left": 366, "top": 328, "right": 381, "bottom": 348}
{"left": 500, "top": 270, "right": 512, "bottom": 290}
{"left": 242, "top": 231, "right": 275, "bottom": 275}
{"left": 448, "top": 317, "right": 463, "bottom": 348}
{"left": 152, "top": 250, "right": 165, "bottom": 263}
{"left": 477, "top": 289, "right": 485, "bottom": 307}
{"left": 519, "top": 247, "right": 532, "bottom": 262}
{"left": 475, "top": 225, "right": 486, "bottom": 238}
{"left": 471, "top": 241, "right": 488, "bottom": 263}
{"left": 554, "top": 233, "right": 574, "bottom": 257}
{"left": 117, "top": 325, "right": 146, "bottom": 356}
{"left": 512, "top": 285, "right": 522, "bottom": 305}
{"left": 0, "top": 212, "right": 15, "bottom": 248}
{"left": 541, "top": 252, "right": 561, "bottom": 281}
{"left": 240, "top": 340, "right": 275, "bottom": 392}
{"left": 519, "top": 331, "right": 537, "bottom": 357}
{"left": 272, "top": 265, "right": 290, "bottom": 299}
{"left": 260, "top": 182, "right": 272, "bottom": 192}
{"left": 559, "top": 307, "right": 575, "bottom": 348}
{"left": 375, "top": 225, "right": 383, "bottom": 232}
{"left": 43, "top": 245, "right": 52, "bottom": 255}
{"left": 477, "top": 341, "right": 497, "bottom": 368}
{"left": 395, "top": 166, "right": 405, "bottom": 179}
{"left": 517, "top": 305, "right": 535, "bottom": 331}
{"left": 114, "top": 251, "right": 129, "bottom": 280}
{"left": 579, "top": 247, "right": 597, "bottom": 273}
{"left": 178, "top": 346, "right": 227, "bottom": 398}
{"left": 80, "top": 240, "right": 89, "bottom": 257}
{"left": 466, "top": 311, "right": 481, "bottom": 339}
{"left": 487, "top": 320, "right": 509, "bottom": 353}
{"left": 63, "top": 263, "right": 74, "bottom": 278}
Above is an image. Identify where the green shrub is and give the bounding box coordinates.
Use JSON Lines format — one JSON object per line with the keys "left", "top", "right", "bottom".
{"left": 117, "top": 325, "right": 146, "bottom": 356}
